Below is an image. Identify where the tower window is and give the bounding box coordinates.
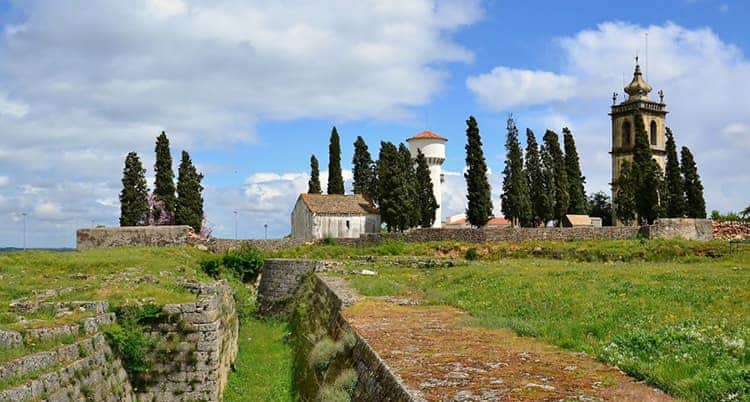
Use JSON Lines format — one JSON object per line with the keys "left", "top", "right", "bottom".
{"left": 621, "top": 121, "right": 631, "bottom": 146}
{"left": 650, "top": 121, "right": 657, "bottom": 145}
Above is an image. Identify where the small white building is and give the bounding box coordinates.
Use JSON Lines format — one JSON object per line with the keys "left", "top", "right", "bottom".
{"left": 291, "top": 193, "right": 380, "bottom": 241}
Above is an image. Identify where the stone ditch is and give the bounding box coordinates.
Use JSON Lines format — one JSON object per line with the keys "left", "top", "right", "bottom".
{"left": 259, "top": 259, "right": 417, "bottom": 401}
{"left": 0, "top": 280, "right": 238, "bottom": 402}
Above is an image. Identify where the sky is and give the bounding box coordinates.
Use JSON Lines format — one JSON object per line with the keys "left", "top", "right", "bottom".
{"left": 0, "top": 0, "right": 748, "bottom": 247}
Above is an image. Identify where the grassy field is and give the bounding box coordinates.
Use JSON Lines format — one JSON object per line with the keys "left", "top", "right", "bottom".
{"left": 0, "top": 247, "right": 213, "bottom": 313}
{"left": 224, "top": 319, "right": 294, "bottom": 402}
{"left": 0, "top": 246, "right": 296, "bottom": 399}
{"left": 301, "top": 240, "right": 750, "bottom": 401}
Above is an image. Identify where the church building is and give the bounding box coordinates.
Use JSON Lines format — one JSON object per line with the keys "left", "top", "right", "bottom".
{"left": 610, "top": 59, "right": 668, "bottom": 223}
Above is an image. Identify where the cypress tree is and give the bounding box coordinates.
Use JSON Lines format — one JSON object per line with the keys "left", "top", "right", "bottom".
{"left": 681, "top": 146, "right": 706, "bottom": 218}
{"left": 399, "top": 143, "right": 421, "bottom": 230}
{"left": 664, "top": 128, "right": 686, "bottom": 217}
{"left": 175, "top": 150, "right": 204, "bottom": 233}
{"left": 632, "top": 114, "right": 660, "bottom": 224}
{"left": 119, "top": 152, "right": 149, "bottom": 226}
{"left": 563, "top": 127, "right": 587, "bottom": 215}
{"left": 464, "top": 116, "right": 493, "bottom": 227}
{"left": 587, "top": 191, "right": 613, "bottom": 226}
{"left": 327, "top": 126, "right": 345, "bottom": 195}
{"left": 377, "top": 142, "right": 404, "bottom": 232}
{"left": 308, "top": 155, "right": 322, "bottom": 194}
{"left": 415, "top": 149, "right": 438, "bottom": 228}
{"left": 153, "top": 131, "right": 176, "bottom": 224}
{"left": 352, "top": 136, "right": 375, "bottom": 200}
{"left": 525, "top": 129, "right": 553, "bottom": 226}
{"left": 614, "top": 161, "right": 637, "bottom": 226}
{"left": 542, "top": 130, "right": 569, "bottom": 226}
{"left": 501, "top": 116, "right": 532, "bottom": 226}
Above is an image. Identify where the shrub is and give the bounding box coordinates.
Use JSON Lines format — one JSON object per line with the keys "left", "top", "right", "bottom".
{"left": 322, "top": 237, "right": 337, "bottom": 246}
{"left": 376, "top": 240, "right": 405, "bottom": 256}
{"left": 319, "top": 385, "right": 350, "bottom": 402}
{"left": 333, "top": 368, "right": 358, "bottom": 394}
{"left": 200, "top": 245, "right": 264, "bottom": 283}
{"left": 222, "top": 245, "right": 264, "bottom": 283}
{"left": 200, "top": 258, "right": 221, "bottom": 278}
{"left": 310, "top": 337, "right": 338, "bottom": 370}
{"left": 464, "top": 247, "right": 479, "bottom": 261}
{"left": 228, "top": 277, "right": 256, "bottom": 322}
{"left": 103, "top": 305, "right": 163, "bottom": 377}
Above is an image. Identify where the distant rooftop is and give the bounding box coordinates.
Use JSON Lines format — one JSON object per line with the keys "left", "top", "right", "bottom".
{"left": 298, "top": 193, "right": 378, "bottom": 215}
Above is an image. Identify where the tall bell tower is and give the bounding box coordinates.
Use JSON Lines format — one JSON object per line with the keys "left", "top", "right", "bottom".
{"left": 610, "top": 58, "right": 668, "bottom": 220}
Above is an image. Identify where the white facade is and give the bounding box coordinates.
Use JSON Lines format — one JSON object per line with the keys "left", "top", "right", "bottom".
{"left": 407, "top": 132, "right": 446, "bottom": 228}
{"left": 290, "top": 195, "right": 380, "bottom": 241}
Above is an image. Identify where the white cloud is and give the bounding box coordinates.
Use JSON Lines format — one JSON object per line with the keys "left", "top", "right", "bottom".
{"left": 34, "top": 201, "right": 62, "bottom": 218}
{"left": 467, "top": 67, "right": 578, "bottom": 110}
{"left": 0, "top": 176, "right": 9, "bottom": 187}
{"left": 148, "top": 0, "right": 188, "bottom": 18}
{"left": 0, "top": 0, "right": 481, "bottom": 246}
{"left": 0, "top": 94, "right": 29, "bottom": 118}
{"left": 466, "top": 21, "right": 750, "bottom": 213}
{"left": 440, "top": 169, "right": 502, "bottom": 220}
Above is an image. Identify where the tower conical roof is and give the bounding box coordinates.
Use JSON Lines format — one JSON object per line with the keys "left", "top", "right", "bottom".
{"left": 624, "top": 60, "right": 652, "bottom": 101}
{"left": 407, "top": 130, "right": 447, "bottom": 142}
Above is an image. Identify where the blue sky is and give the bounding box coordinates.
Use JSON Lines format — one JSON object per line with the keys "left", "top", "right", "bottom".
{"left": 0, "top": 0, "right": 747, "bottom": 247}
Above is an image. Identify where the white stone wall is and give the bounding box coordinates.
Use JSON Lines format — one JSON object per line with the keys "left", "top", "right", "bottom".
{"left": 291, "top": 198, "right": 314, "bottom": 240}
{"left": 312, "top": 214, "right": 380, "bottom": 240}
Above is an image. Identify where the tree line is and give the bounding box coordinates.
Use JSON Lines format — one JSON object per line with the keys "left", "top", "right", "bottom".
{"left": 500, "top": 116, "right": 590, "bottom": 227}
{"left": 119, "top": 131, "right": 205, "bottom": 233}
{"left": 501, "top": 113, "right": 707, "bottom": 226}
{"left": 307, "top": 111, "right": 708, "bottom": 230}
{"left": 307, "top": 127, "right": 438, "bottom": 232}
{"left": 613, "top": 113, "right": 706, "bottom": 225}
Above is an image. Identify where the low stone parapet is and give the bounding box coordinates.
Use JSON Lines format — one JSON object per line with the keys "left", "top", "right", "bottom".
{"left": 257, "top": 259, "right": 320, "bottom": 317}
{"left": 641, "top": 218, "right": 713, "bottom": 241}
{"left": 76, "top": 225, "right": 194, "bottom": 251}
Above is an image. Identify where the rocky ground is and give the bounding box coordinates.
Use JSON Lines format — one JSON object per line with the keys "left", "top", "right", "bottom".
{"left": 344, "top": 298, "right": 673, "bottom": 402}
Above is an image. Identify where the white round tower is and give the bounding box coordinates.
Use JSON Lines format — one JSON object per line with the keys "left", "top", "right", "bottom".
{"left": 407, "top": 130, "right": 447, "bottom": 228}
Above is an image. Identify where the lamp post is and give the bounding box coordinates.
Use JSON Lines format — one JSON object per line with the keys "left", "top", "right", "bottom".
{"left": 21, "top": 212, "right": 27, "bottom": 250}
{"left": 233, "top": 211, "right": 238, "bottom": 240}
{"left": 264, "top": 223, "right": 268, "bottom": 240}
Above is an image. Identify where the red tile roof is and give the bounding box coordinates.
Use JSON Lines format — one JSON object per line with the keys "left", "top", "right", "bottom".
{"left": 443, "top": 216, "right": 510, "bottom": 226}
{"left": 487, "top": 216, "right": 511, "bottom": 226}
{"left": 407, "top": 130, "right": 447, "bottom": 141}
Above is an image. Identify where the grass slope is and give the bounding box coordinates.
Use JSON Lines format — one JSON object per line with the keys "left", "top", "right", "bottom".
{"left": 224, "top": 319, "right": 294, "bottom": 402}
{"left": 318, "top": 241, "right": 749, "bottom": 401}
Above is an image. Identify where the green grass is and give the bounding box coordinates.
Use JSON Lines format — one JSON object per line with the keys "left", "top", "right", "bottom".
{"left": 224, "top": 319, "right": 294, "bottom": 402}
{"left": 0, "top": 247, "right": 213, "bottom": 331}
{"left": 269, "top": 238, "right": 731, "bottom": 262}
{"left": 335, "top": 243, "right": 750, "bottom": 401}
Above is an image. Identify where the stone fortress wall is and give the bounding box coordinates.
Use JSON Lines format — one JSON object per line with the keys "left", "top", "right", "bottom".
{"left": 135, "top": 280, "right": 239, "bottom": 402}
{"left": 0, "top": 281, "right": 238, "bottom": 402}
{"left": 258, "top": 259, "right": 417, "bottom": 401}
{"left": 76, "top": 219, "right": 713, "bottom": 252}
{"left": 76, "top": 225, "right": 305, "bottom": 252}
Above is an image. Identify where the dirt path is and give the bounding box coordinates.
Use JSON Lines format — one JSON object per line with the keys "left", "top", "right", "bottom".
{"left": 343, "top": 299, "right": 672, "bottom": 402}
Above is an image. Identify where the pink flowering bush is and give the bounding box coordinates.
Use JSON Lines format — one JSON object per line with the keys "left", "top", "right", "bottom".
{"left": 147, "top": 193, "right": 175, "bottom": 226}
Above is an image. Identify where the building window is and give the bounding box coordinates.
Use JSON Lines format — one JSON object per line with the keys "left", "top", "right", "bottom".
{"left": 650, "top": 120, "right": 657, "bottom": 146}
{"left": 621, "top": 120, "right": 631, "bottom": 146}
{"left": 346, "top": 220, "right": 350, "bottom": 230}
